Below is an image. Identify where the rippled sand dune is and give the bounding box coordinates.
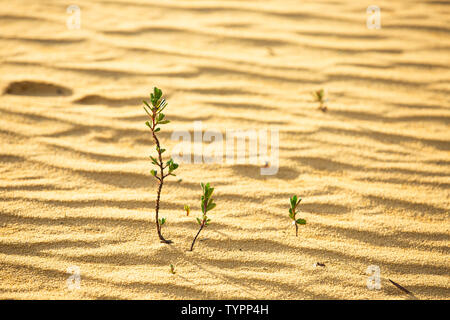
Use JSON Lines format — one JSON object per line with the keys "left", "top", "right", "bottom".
{"left": 0, "top": 0, "right": 449, "bottom": 299}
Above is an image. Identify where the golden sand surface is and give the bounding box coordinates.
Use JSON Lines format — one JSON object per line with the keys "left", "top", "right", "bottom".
{"left": 0, "top": 0, "right": 449, "bottom": 299}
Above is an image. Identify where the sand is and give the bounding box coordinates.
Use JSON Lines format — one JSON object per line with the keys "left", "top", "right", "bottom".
{"left": 0, "top": 0, "right": 449, "bottom": 300}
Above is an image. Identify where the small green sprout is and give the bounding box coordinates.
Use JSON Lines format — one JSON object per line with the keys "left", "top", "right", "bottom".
{"left": 289, "top": 195, "right": 306, "bottom": 236}
{"left": 144, "top": 87, "right": 178, "bottom": 244}
{"left": 190, "top": 183, "right": 216, "bottom": 251}
{"left": 184, "top": 204, "right": 190, "bottom": 216}
{"left": 169, "top": 264, "right": 176, "bottom": 274}
{"left": 312, "top": 89, "right": 328, "bottom": 112}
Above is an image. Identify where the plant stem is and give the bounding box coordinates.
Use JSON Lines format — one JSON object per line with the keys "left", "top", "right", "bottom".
{"left": 294, "top": 201, "right": 300, "bottom": 237}
{"left": 190, "top": 223, "right": 204, "bottom": 251}
{"left": 151, "top": 111, "right": 171, "bottom": 244}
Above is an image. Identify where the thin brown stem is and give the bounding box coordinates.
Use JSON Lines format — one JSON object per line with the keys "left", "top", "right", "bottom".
{"left": 190, "top": 198, "right": 209, "bottom": 251}
{"left": 293, "top": 201, "right": 299, "bottom": 236}
{"left": 190, "top": 223, "right": 204, "bottom": 251}
{"left": 151, "top": 111, "right": 171, "bottom": 244}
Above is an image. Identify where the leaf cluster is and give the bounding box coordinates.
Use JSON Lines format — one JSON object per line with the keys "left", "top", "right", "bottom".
{"left": 289, "top": 195, "right": 306, "bottom": 226}
{"left": 158, "top": 217, "right": 166, "bottom": 226}
{"left": 312, "top": 89, "right": 325, "bottom": 103}
{"left": 144, "top": 87, "right": 178, "bottom": 180}
{"left": 197, "top": 182, "right": 215, "bottom": 226}
{"left": 144, "top": 87, "right": 170, "bottom": 132}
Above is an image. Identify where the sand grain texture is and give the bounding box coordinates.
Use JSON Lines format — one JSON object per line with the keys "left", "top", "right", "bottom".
{"left": 0, "top": 0, "right": 449, "bottom": 299}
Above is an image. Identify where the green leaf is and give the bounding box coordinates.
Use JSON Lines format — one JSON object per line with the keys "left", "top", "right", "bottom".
{"left": 150, "top": 169, "right": 157, "bottom": 177}
{"left": 206, "top": 202, "right": 216, "bottom": 212}
{"left": 169, "top": 162, "right": 178, "bottom": 172}
{"left": 158, "top": 99, "right": 168, "bottom": 112}
{"left": 151, "top": 88, "right": 162, "bottom": 107}
{"left": 143, "top": 104, "right": 153, "bottom": 116}
{"left": 291, "top": 195, "right": 297, "bottom": 208}
{"left": 205, "top": 188, "right": 214, "bottom": 200}
{"left": 289, "top": 208, "right": 295, "bottom": 219}
{"left": 153, "top": 87, "right": 161, "bottom": 100}
{"left": 154, "top": 127, "right": 160, "bottom": 132}
{"left": 313, "top": 89, "right": 324, "bottom": 102}
{"left": 158, "top": 120, "right": 170, "bottom": 125}
{"left": 143, "top": 100, "right": 152, "bottom": 110}
{"left": 296, "top": 218, "right": 306, "bottom": 225}
{"left": 145, "top": 121, "right": 152, "bottom": 129}
{"left": 150, "top": 156, "right": 158, "bottom": 164}
{"left": 155, "top": 87, "right": 162, "bottom": 99}
{"left": 196, "top": 217, "right": 202, "bottom": 225}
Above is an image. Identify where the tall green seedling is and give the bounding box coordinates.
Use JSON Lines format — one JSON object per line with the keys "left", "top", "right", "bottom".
{"left": 144, "top": 87, "right": 179, "bottom": 244}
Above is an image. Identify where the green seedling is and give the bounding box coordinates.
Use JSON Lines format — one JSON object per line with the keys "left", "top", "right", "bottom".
{"left": 312, "top": 89, "right": 328, "bottom": 112}
{"left": 184, "top": 204, "right": 190, "bottom": 216}
{"left": 289, "top": 195, "right": 306, "bottom": 236}
{"left": 169, "top": 264, "right": 176, "bottom": 274}
{"left": 190, "top": 183, "right": 216, "bottom": 251}
{"left": 144, "top": 87, "right": 179, "bottom": 244}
